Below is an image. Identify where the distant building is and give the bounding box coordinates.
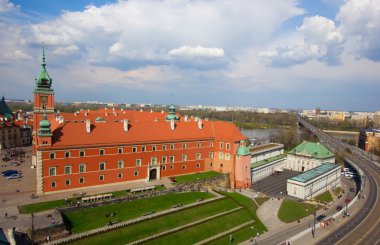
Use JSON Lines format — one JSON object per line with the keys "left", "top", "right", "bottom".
{"left": 373, "top": 111, "right": 380, "bottom": 128}
{"left": 250, "top": 143, "right": 285, "bottom": 182}
{"left": 0, "top": 97, "right": 32, "bottom": 149}
{"left": 284, "top": 141, "right": 335, "bottom": 172}
{"left": 287, "top": 163, "right": 341, "bottom": 200}
{"left": 358, "top": 128, "right": 380, "bottom": 154}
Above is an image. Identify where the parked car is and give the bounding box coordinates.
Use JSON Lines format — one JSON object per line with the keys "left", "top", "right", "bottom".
{"left": 7, "top": 174, "right": 21, "bottom": 179}
{"left": 316, "top": 214, "right": 326, "bottom": 222}
{"left": 336, "top": 205, "right": 343, "bottom": 211}
{"left": 2, "top": 170, "right": 18, "bottom": 177}
{"left": 11, "top": 162, "right": 20, "bottom": 166}
{"left": 349, "top": 188, "right": 355, "bottom": 192}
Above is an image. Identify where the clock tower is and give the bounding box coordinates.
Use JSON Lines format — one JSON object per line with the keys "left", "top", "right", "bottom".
{"left": 32, "top": 47, "right": 55, "bottom": 165}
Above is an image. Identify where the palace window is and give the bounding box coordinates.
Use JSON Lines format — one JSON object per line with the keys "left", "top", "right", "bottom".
{"left": 65, "top": 179, "right": 71, "bottom": 186}
{"left": 162, "top": 156, "right": 167, "bottom": 163}
{"left": 219, "top": 152, "right": 224, "bottom": 160}
{"left": 182, "top": 154, "right": 187, "bottom": 162}
{"left": 226, "top": 143, "right": 230, "bottom": 150}
{"left": 79, "top": 150, "right": 85, "bottom": 157}
{"left": 79, "top": 164, "right": 86, "bottom": 173}
{"left": 152, "top": 145, "right": 157, "bottom": 151}
{"left": 196, "top": 153, "right": 201, "bottom": 160}
{"left": 151, "top": 157, "right": 158, "bottom": 165}
{"left": 170, "top": 164, "right": 174, "bottom": 170}
{"left": 182, "top": 165, "right": 186, "bottom": 170}
{"left": 99, "top": 149, "right": 105, "bottom": 156}
{"left": 134, "top": 171, "right": 139, "bottom": 176}
{"left": 79, "top": 177, "right": 85, "bottom": 184}
{"left": 197, "top": 142, "right": 201, "bottom": 148}
{"left": 162, "top": 165, "right": 166, "bottom": 171}
{"left": 196, "top": 163, "right": 200, "bottom": 168}
{"left": 64, "top": 166, "right": 72, "bottom": 175}
{"left": 99, "top": 162, "right": 106, "bottom": 171}
{"left": 182, "top": 143, "right": 187, "bottom": 149}
{"left": 209, "top": 152, "right": 213, "bottom": 158}
{"left": 51, "top": 181, "right": 56, "bottom": 188}
{"left": 219, "top": 142, "right": 223, "bottom": 149}
{"left": 142, "top": 146, "right": 146, "bottom": 152}
{"left": 225, "top": 153, "right": 231, "bottom": 160}
{"left": 118, "top": 172, "right": 123, "bottom": 178}
{"left": 132, "top": 147, "right": 137, "bottom": 153}
{"left": 65, "top": 151, "right": 70, "bottom": 158}
{"left": 170, "top": 156, "right": 175, "bottom": 163}
{"left": 49, "top": 152, "right": 55, "bottom": 159}
{"left": 49, "top": 167, "right": 56, "bottom": 176}
{"left": 118, "top": 160, "right": 124, "bottom": 168}
{"left": 170, "top": 144, "right": 174, "bottom": 150}
{"left": 136, "top": 159, "right": 141, "bottom": 166}
{"left": 99, "top": 175, "right": 105, "bottom": 181}
{"left": 118, "top": 148, "right": 123, "bottom": 154}
{"left": 162, "top": 145, "right": 167, "bottom": 151}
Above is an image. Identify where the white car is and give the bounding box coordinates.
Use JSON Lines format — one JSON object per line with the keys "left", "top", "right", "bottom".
{"left": 7, "top": 174, "right": 21, "bottom": 179}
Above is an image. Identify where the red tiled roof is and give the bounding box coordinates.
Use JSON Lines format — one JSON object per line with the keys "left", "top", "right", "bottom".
{"left": 49, "top": 119, "right": 245, "bottom": 149}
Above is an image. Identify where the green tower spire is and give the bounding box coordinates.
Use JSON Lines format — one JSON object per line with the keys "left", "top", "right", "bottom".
{"left": 35, "top": 46, "right": 53, "bottom": 92}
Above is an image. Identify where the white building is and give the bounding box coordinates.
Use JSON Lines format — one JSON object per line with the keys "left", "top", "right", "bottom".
{"left": 285, "top": 141, "right": 335, "bottom": 172}
{"left": 251, "top": 143, "right": 286, "bottom": 182}
{"left": 287, "top": 163, "right": 341, "bottom": 200}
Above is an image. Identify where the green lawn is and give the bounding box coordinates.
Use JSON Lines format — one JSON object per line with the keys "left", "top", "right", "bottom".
{"left": 173, "top": 171, "right": 221, "bottom": 184}
{"left": 19, "top": 199, "right": 74, "bottom": 214}
{"left": 19, "top": 185, "right": 166, "bottom": 214}
{"left": 278, "top": 199, "right": 321, "bottom": 223}
{"left": 314, "top": 191, "right": 334, "bottom": 203}
{"left": 145, "top": 209, "right": 252, "bottom": 245}
{"left": 209, "top": 226, "right": 262, "bottom": 245}
{"left": 64, "top": 192, "right": 214, "bottom": 233}
{"left": 70, "top": 198, "right": 239, "bottom": 245}
{"left": 333, "top": 187, "right": 342, "bottom": 196}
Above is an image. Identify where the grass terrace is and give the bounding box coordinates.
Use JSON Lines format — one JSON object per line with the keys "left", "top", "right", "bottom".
{"left": 173, "top": 171, "right": 221, "bottom": 184}
{"left": 251, "top": 154, "right": 286, "bottom": 169}
{"left": 18, "top": 185, "right": 166, "bottom": 214}
{"left": 314, "top": 191, "right": 334, "bottom": 203}
{"left": 278, "top": 199, "right": 321, "bottom": 223}
{"left": 68, "top": 192, "right": 267, "bottom": 245}
{"left": 333, "top": 187, "right": 342, "bottom": 196}
{"left": 64, "top": 192, "right": 214, "bottom": 233}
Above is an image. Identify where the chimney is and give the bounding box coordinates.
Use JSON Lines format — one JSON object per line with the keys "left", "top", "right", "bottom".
{"left": 184, "top": 115, "right": 188, "bottom": 122}
{"left": 170, "top": 119, "right": 175, "bottom": 131}
{"left": 198, "top": 118, "right": 203, "bottom": 129}
{"left": 123, "top": 119, "right": 129, "bottom": 132}
{"left": 85, "top": 112, "right": 88, "bottom": 116}
{"left": 86, "top": 120, "right": 91, "bottom": 133}
{"left": 58, "top": 117, "right": 64, "bottom": 124}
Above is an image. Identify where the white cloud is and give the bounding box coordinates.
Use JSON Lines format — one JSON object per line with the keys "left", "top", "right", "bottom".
{"left": 52, "top": 45, "right": 80, "bottom": 55}
{"left": 168, "top": 45, "right": 225, "bottom": 58}
{"left": 259, "top": 15, "right": 344, "bottom": 66}
{"left": 336, "top": 0, "right": 380, "bottom": 61}
{"left": 0, "top": 0, "right": 15, "bottom": 13}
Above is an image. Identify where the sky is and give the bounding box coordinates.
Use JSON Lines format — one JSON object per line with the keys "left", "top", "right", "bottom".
{"left": 0, "top": 0, "right": 379, "bottom": 111}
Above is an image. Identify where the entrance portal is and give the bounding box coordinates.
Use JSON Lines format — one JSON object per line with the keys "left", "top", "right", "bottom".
{"left": 302, "top": 166, "right": 305, "bottom": 172}
{"left": 149, "top": 169, "right": 157, "bottom": 180}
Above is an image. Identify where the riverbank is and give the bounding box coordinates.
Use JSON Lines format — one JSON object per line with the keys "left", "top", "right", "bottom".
{"left": 323, "top": 130, "right": 359, "bottom": 135}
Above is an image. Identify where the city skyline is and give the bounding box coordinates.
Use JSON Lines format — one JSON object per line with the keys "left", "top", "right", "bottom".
{"left": 1, "top": 0, "right": 379, "bottom": 111}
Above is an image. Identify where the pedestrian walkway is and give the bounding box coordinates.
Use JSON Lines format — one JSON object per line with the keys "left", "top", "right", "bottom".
{"left": 257, "top": 198, "right": 284, "bottom": 231}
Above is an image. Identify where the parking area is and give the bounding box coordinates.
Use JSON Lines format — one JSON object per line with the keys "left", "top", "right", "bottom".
{"left": 0, "top": 146, "right": 36, "bottom": 201}
{"left": 252, "top": 170, "right": 301, "bottom": 198}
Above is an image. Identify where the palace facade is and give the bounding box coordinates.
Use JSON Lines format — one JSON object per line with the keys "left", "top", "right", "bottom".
{"left": 32, "top": 50, "right": 251, "bottom": 195}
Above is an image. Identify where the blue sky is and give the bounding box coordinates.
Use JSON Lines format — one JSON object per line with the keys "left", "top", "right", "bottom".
{"left": 1, "top": 0, "right": 379, "bottom": 111}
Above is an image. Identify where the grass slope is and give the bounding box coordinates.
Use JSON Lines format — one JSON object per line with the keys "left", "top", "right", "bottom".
{"left": 71, "top": 198, "right": 238, "bottom": 245}
{"left": 278, "top": 199, "right": 320, "bottom": 223}
{"left": 174, "top": 171, "right": 220, "bottom": 184}
{"left": 314, "top": 191, "right": 334, "bottom": 203}
{"left": 64, "top": 192, "right": 214, "bottom": 233}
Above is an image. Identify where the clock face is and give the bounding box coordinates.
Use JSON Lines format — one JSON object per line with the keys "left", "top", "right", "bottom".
{"left": 41, "top": 96, "right": 47, "bottom": 109}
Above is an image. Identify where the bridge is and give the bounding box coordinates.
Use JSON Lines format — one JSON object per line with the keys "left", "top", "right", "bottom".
{"left": 298, "top": 118, "right": 380, "bottom": 244}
